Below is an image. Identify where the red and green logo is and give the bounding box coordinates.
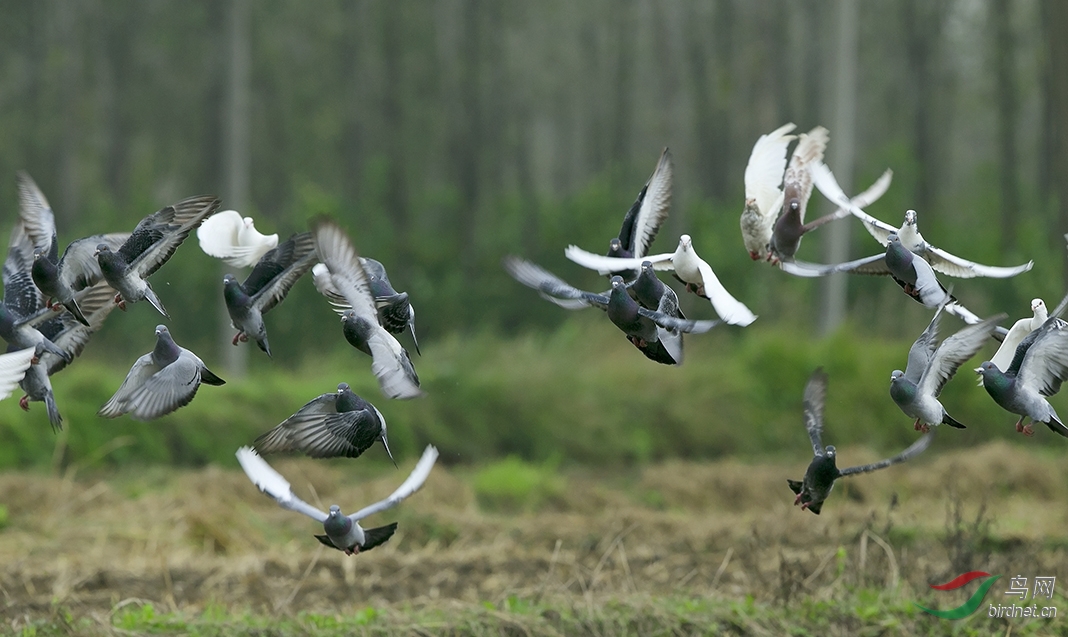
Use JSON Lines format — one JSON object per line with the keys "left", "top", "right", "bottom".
{"left": 916, "top": 571, "right": 1002, "bottom": 619}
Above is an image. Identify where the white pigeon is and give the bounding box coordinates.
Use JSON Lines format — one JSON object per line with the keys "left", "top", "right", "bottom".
{"left": 741, "top": 123, "right": 797, "bottom": 261}
{"left": 236, "top": 444, "right": 438, "bottom": 555}
{"left": 197, "top": 210, "right": 279, "bottom": 268}
{"left": 812, "top": 163, "right": 1033, "bottom": 278}
{"left": 976, "top": 298, "right": 1048, "bottom": 385}
{"left": 565, "top": 234, "right": 757, "bottom": 326}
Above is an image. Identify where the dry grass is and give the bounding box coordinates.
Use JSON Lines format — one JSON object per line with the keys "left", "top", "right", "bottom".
{"left": 3, "top": 440, "right": 1068, "bottom": 635}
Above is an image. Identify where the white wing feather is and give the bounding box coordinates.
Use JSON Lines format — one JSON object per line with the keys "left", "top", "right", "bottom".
{"left": 235, "top": 447, "right": 329, "bottom": 523}
{"left": 197, "top": 210, "right": 279, "bottom": 267}
{"left": 0, "top": 347, "right": 35, "bottom": 400}
{"left": 744, "top": 123, "right": 796, "bottom": 218}
{"left": 348, "top": 445, "right": 439, "bottom": 521}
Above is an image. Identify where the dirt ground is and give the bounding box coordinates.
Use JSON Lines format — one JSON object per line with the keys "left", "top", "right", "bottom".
{"left": 3, "top": 440, "right": 1067, "bottom": 631}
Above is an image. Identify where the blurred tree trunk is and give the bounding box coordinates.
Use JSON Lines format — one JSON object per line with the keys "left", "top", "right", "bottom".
{"left": 1043, "top": 0, "right": 1068, "bottom": 241}
{"left": 993, "top": 0, "right": 1019, "bottom": 249}
{"left": 819, "top": 0, "right": 857, "bottom": 335}
{"left": 454, "top": 0, "right": 482, "bottom": 280}
{"left": 903, "top": 0, "right": 949, "bottom": 215}
{"left": 219, "top": 0, "right": 250, "bottom": 377}
{"left": 687, "top": 1, "right": 730, "bottom": 201}
{"left": 57, "top": 1, "right": 80, "bottom": 224}
{"left": 382, "top": 3, "right": 410, "bottom": 273}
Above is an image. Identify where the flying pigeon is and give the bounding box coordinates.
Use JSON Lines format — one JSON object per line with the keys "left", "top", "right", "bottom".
{"left": 976, "top": 298, "right": 1047, "bottom": 386}
{"left": 17, "top": 171, "right": 129, "bottom": 327}
{"left": 224, "top": 232, "right": 317, "bottom": 357}
{"left": 812, "top": 162, "right": 1033, "bottom": 278}
{"left": 196, "top": 209, "right": 279, "bottom": 268}
{"left": 95, "top": 195, "right": 221, "bottom": 316}
{"left": 890, "top": 307, "right": 1005, "bottom": 432}
{"left": 312, "top": 219, "right": 423, "bottom": 400}
{"left": 741, "top": 123, "right": 797, "bottom": 261}
{"left": 564, "top": 234, "right": 757, "bottom": 326}
{"left": 0, "top": 221, "right": 72, "bottom": 364}
{"left": 789, "top": 368, "right": 935, "bottom": 514}
{"left": 18, "top": 281, "right": 119, "bottom": 430}
{"left": 590, "top": 148, "right": 673, "bottom": 279}
{"left": 767, "top": 126, "right": 832, "bottom": 264}
{"left": 503, "top": 256, "right": 718, "bottom": 365}
{"left": 236, "top": 444, "right": 439, "bottom": 555}
{"left": 253, "top": 382, "right": 395, "bottom": 463}
{"left": 313, "top": 257, "right": 421, "bottom": 355}
{"left": 977, "top": 317, "right": 1068, "bottom": 437}
{"left": 98, "top": 325, "right": 225, "bottom": 421}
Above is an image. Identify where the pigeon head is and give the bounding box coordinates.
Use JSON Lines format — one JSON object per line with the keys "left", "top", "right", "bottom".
{"left": 337, "top": 382, "right": 350, "bottom": 394}
{"left": 32, "top": 248, "right": 45, "bottom": 261}
{"left": 890, "top": 369, "right": 905, "bottom": 382}
{"left": 608, "top": 238, "right": 623, "bottom": 253}
{"left": 1033, "top": 299, "right": 1047, "bottom": 314}
{"left": 93, "top": 243, "right": 111, "bottom": 257}
{"left": 824, "top": 445, "right": 836, "bottom": 457}
{"left": 323, "top": 505, "right": 352, "bottom": 536}
{"left": 787, "top": 198, "right": 801, "bottom": 215}
{"left": 609, "top": 276, "right": 626, "bottom": 291}
{"left": 679, "top": 234, "right": 693, "bottom": 251}
{"left": 222, "top": 274, "right": 238, "bottom": 285}
{"left": 904, "top": 210, "right": 917, "bottom": 227}
{"left": 886, "top": 233, "right": 900, "bottom": 245}
{"left": 640, "top": 261, "right": 655, "bottom": 275}
{"left": 155, "top": 325, "right": 169, "bottom": 337}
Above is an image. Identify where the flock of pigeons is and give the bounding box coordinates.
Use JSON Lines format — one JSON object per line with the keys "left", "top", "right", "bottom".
{"left": 505, "top": 123, "right": 1068, "bottom": 515}
{"left": 3, "top": 121, "right": 1066, "bottom": 553}
{"left": 0, "top": 174, "right": 434, "bottom": 556}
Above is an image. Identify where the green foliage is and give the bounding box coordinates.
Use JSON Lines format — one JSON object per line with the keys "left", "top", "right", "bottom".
{"left": 0, "top": 315, "right": 1048, "bottom": 470}
{"left": 471, "top": 455, "right": 564, "bottom": 512}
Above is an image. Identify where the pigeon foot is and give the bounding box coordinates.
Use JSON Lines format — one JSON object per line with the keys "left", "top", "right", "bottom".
{"left": 749, "top": 251, "right": 760, "bottom": 261}
{"left": 800, "top": 501, "right": 810, "bottom": 511}
{"left": 49, "top": 301, "right": 62, "bottom": 312}
{"left": 913, "top": 419, "right": 922, "bottom": 431}
{"left": 30, "top": 355, "right": 39, "bottom": 365}
{"left": 919, "top": 423, "right": 931, "bottom": 434}
{"left": 18, "top": 395, "right": 29, "bottom": 411}
{"left": 1022, "top": 423, "right": 1035, "bottom": 437}
{"left": 232, "top": 332, "right": 243, "bottom": 346}
{"left": 1014, "top": 418, "right": 1025, "bottom": 433}
{"left": 793, "top": 493, "right": 803, "bottom": 506}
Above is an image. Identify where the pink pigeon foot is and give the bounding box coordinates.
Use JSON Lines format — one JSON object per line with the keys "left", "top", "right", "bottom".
{"left": 19, "top": 395, "right": 29, "bottom": 411}
{"left": 232, "top": 332, "right": 242, "bottom": 346}
{"left": 1022, "top": 423, "right": 1035, "bottom": 437}
{"left": 793, "top": 493, "right": 803, "bottom": 506}
{"left": 919, "top": 423, "right": 931, "bottom": 434}
{"left": 1015, "top": 418, "right": 1025, "bottom": 433}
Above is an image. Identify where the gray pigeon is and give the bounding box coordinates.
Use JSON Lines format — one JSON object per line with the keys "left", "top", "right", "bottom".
{"left": 236, "top": 444, "right": 438, "bottom": 555}
{"left": 890, "top": 308, "right": 1005, "bottom": 432}
{"left": 599, "top": 148, "right": 673, "bottom": 277}
{"left": 312, "top": 219, "right": 423, "bottom": 400}
{"left": 95, "top": 195, "right": 221, "bottom": 316}
{"left": 18, "top": 171, "right": 129, "bottom": 327}
{"left": 789, "top": 368, "right": 935, "bottom": 514}
{"left": 98, "top": 325, "right": 225, "bottom": 421}
{"left": 977, "top": 317, "right": 1068, "bottom": 437}
{"left": 503, "top": 256, "right": 719, "bottom": 365}
{"left": 17, "top": 281, "right": 119, "bottom": 430}
{"left": 224, "top": 232, "right": 317, "bottom": 357}
{"left": 813, "top": 162, "right": 1033, "bottom": 279}
{"left": 0, "top": 221, "right": 72, "bottom": 364}
{"left": 313, "top": 258, "right": 421, "bottom": 355}
{"left": 253, "top": 382, "right": 395, "bottom": 463}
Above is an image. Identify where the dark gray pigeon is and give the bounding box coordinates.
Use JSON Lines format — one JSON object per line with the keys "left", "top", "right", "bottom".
{"left": 95, "top": 195, "right": 221, "bottom": 316}
{"left": 0, "top": 221, "right": 72, "bottom": 364}
{"left": 17, "top": 281, "right": 119, "bottom": 431}
{"left": 18, "top": 171, "right": 129, "bottom": 327}
{"left": 253, "top": 382, "right": 395, "bottom": 463}
{"left": 889, "top": 307, "right": 1005, "bottom": 433}
{"left": 98, "top": 325, "right": 225, "bottom": 421}
{"left": 602, "top": 148, "right": 673, "bottom": 277}
{"left": 977, "top": 317, "right": 1068, "bottom": 437}
{"left": 312, "top": 219, "right": 423, "bottom": 400}
{"left": 236, "top": 444, "right": 438, "bottom": 555}
{"left": 313, "top": 257, "right": 421, "bottom": 355}
{"left": 224, "top": 232, "right": 317, "bottom": 357}
{"left": 503, "top": 256, "right": 719, "bottom": 365}
{"left": 789, "top": 368, "right": 934, "bottom": 514}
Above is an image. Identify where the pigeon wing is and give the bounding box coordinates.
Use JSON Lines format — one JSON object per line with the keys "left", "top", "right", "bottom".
{"left": 503, "top": 256, "right": 610, "bottom": 310}
{"left": 235, "top": 447, "right": 328, "bottom": 523}
{"left": 918, "top": 314, "right": 1005, "bottom": 398}
{"left": 98, "top": 353, "right": 159, "bottom": 418}
{"left": 57, "top": 233, "right": 130, "bottom": 292}
{"left": 902, "top": 309, "right": 942, "bottom": 384}
{"left": 247, "top": 233, "right": 317, "bottom": 314}
{"left": 348, "top": 445, "right": 439, "bottom": 522}
{"left": 810, "top": 161, "right": 896, "bottom": 245}
{"left": 0, "top": 347, "right": 36, "bottom": 401}
{"left": 839, "top": 432, "right": 934, "bottom": 477}
{"left": 1018, "top": 318, "right": 1068, "bottom": 397}
{"left": 197, "top": 210, "right": 279, "bottom": 267}
{"left": 627, "top": 148, "right": 673, "bottom": 259}
{"left": 803, "top": 368, "right": 828, "bottom": 457}
{"left": 41, "top": 282, "right": 118, "bottom": 375}
{"left": 780, "top": 126, "right": 829, "bottom": 224}
{"left": 15, "top": 172, "right": 57, "bottom": 254}
{"left": 694, "top": 258, "right": 757, "bottom": 326}
{"left": 312, "top": 220, "right": 379, "bottom": 322}
{"left": 255, "top": 410, "right": 381, "bottom": 459}
{"left": 744, "top": 123, "right": 797, "bottom": 219}
{"left": 563, "top": 245, "right": 675, "bottom": 276}
{"left": 124, "top": 196, "right": 221, "bottom": 278}
{"left": 114, "top": 352, "right": 205, "bottom": 421}
{"left": 920, "top": 244, "right": 1033, "bottom": 279}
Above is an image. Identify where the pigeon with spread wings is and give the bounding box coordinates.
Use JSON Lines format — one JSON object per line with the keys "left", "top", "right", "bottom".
{"left": 95, "top": 195, "right": 221, "bottom": 316}
{"left": 789, "top": 368, "right": 934, "bottom": 514}
{"left": 236, "top": 444, "right": 438, "bottom": 555}
{"left": 197, "top": 209, "right": 279, "bottom": 268}
{"left": 312, "top": 219, "right": 423, "bottom": 400}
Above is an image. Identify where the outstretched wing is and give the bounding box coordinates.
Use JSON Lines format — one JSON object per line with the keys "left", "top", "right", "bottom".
{"left": 312, "top": 219, "right": 378, "bottom": 322}
{"left": 235, "top": 446, "right": 329, "bottom": 523}
{"left": 902, "top": 309, "right": 942, "bottom": 384}
{"left": 625, "top": 148, "right": 673, "bottom": 259}
{"left": 744, "top": 123, "right": 796, "bottom": 219}
{"left": 919, "top": 244, "right": 1033, "bottom": 279}
{"left": 810, "top": 161, "right": 897, "bottom": 245}
{"left": 694, "top": 258, "right": 757, "bottom": 326}
{"left": 563, "top": 245, "right": 675, "bottom": 276}
{"left": 803, "top": 368, "right": 828, "bottom": 457}
{"left": 1018, "top": 318, "right": 1068, "bottom": 398}
{"left": 57, "top": 233, "right": 130, "bottom": 292}
{"left": 503, "top": 256, "right": 610, "bottom": 310}
{"left": 124, "top": 196, "right": 221, "bottom": 278}
{"left": 247, "top": 232, "right": 317, "bottom": 315}
{"left": 0, "top": 347, "right": 35, "bottom": 401}
{"left": 839, "top": 432, "right": 934, "bottom": 477}
{"left": 780, "top": 126, "right": 828, "bottom": 224}
{"left": 918, "top": 313, "right": 1005, "bottom": 398}
{"left": 16, "top": 171, "right": 56, "bottom": 254}
{"left": 348, "top": 445, "right": 439, "bottom": 522}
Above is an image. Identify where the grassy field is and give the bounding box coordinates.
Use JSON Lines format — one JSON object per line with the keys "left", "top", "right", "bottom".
{"left": 4, "top": 440, "right": 1068, "bottom": 636}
